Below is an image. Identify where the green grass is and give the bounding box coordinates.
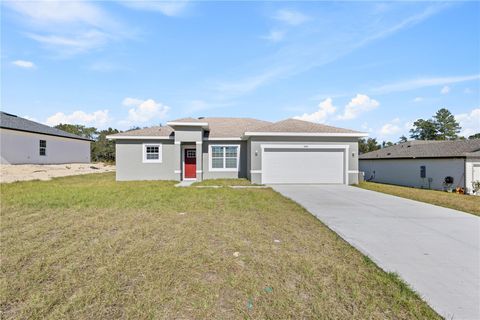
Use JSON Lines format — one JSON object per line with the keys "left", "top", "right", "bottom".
{"left": 1, "top": 173, "right": 440, "bottom": 319}
{"left": 191, "top": 178, "right": 255, "bottom": 186}
{"left": 357, "top": 181, "right": 480, "bottom": 216}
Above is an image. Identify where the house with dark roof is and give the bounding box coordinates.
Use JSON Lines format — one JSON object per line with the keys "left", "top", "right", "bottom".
{"left": 0, "top": 112, "right": 92, "bottom": 164}
{"left": 359, "top": 140, "right": 480, "bottom": 194}
{"left": 107, "top": 117, "right": 367, "bottom": 184}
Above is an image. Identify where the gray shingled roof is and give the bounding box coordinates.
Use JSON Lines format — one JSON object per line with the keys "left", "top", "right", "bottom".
{"left": 110, "top": 126, "right": 174, "bottom": 137}
{"left": 197, "top": 117, "right": 271, "bottom": 138}
{"left": 359, "top": 140, "right": 480, "bottom": 159}
{"left": 250, "top": 118, "right": 362, "bottom": 134}
{"left": 109, "top": 117, "right": 361, "bottom": 139}
{"left": 0, "top": 112, "right": 92, "bottom": 141}
{"left": 109, "top": 117, "right": 271, "bottom": 139}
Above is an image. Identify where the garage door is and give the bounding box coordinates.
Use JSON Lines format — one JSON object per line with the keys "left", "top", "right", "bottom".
{"left": 262, "top": 147, "right": 345, "bottom": 184}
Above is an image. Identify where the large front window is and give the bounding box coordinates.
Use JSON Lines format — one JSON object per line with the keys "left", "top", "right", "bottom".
{"left": 210, "top": 145, "right": 240, "bottom": 171}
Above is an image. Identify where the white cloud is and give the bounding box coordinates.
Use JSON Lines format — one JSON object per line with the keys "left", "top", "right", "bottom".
{"left": 262, "top": 30, "right": 285, "bottom": 42}
{"left": 456, "top": 108, "right": 480, "bottom": 138}
{"left": 46, "top": 110, "right": 110, "bottom": 128}
{"left": 214, "top": 4, "right": 446, "bottom": 100}
{"left": 464, "top": 88, "right": 473, "bottom": 94}
{"left": 274, "top": 9, "right": 309, "bottom": 26}
{"left": 413, "top": 96, "right": 423, "bottom": 102}
{"left": 122, "top": 97, "right": 145, "bottom": 107}
{"left": 4, "top": 1, "right": 108, "bottom": 27}
{"left": 372, "top": 74, "right": 479, "bottom": 94}
{"left": 215, "top": 67, "right": 286, "bottom": 96}
{"left": 294, "top": 98, "right": 336, "bottom": 123}
{"left": 121, "top": 98, "right": 170, "bottom": 124}
{"left": 379, "top": 118, "right": 402, "bottom": 136}
{"left": 4, "top": 1, "right": 121, "bottom": 56}
{"left": 28, "top": 30, "right": 110, "bottom": 55}
{"left": 440, "top": 85, "right": 450, "bottom": 94}
{"left": 338, "top": 94, "right": 380, "bottom": 120}
{"left": 12, "top": 60, "right": 35, "bottom": 68}
{"left": 120, "top": 1, "right": 189, "bottom": 16}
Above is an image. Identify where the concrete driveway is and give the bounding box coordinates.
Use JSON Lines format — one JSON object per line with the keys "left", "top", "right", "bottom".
{"left": 272, "top": 185, "right": 480, "bottom": 320}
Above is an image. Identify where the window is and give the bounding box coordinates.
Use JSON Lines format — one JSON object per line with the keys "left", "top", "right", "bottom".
{"left": 39, "top": 140, "right": 46, "bottom": 156}
{"left": 420, "top": 165, "right": 426, "bottom": 178}
{"left": 143, "top": 144, "right": 162, "bottom": 163}
{"left": 209, "top": 145, "right": 240, "bottom": 171}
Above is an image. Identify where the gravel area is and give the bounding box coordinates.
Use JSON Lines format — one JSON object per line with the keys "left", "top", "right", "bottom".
{"left": 0, "top": 163, "right": 115, "bottom": 183}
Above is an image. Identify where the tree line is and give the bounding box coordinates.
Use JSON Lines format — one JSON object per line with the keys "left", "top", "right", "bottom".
{"left": 54, "top": 125, "right": 120, "bottom": 163}
{"left": 359, "top": 108, "right": 479, "bottom": 154}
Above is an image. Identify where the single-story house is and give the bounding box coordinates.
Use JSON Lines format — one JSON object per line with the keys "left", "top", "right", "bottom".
{"left": 107, "top": 117, "right": 367, "bottom": 184}
{"left": 0, "top": 111, "right": 92, "bottom": 164}
{"left": 359, "top": 140, "right": 480, "bottom": 194}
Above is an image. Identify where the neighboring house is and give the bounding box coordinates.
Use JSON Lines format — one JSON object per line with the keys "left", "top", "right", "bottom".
{"left": 0, "top": 112, "right": 92, "bottom": 164}
{"left": 107, "top": 118, "right": 367, "bottom": 184}
{"left": 359, "top": 140, "right": 480, "bottom": 194}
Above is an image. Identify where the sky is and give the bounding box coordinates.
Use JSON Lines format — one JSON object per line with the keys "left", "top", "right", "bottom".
{"left": 1, "top": 0, "right": 479, "bottom": 141}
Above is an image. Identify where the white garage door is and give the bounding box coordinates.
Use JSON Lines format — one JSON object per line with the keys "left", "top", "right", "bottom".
{"left": 262, "top": 147, "right": 345, "bottom": 184}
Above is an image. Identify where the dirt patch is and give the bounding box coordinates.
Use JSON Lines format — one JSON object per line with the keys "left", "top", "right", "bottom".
{"left": 0, "top": 163, "right": 115, "bottom": 183}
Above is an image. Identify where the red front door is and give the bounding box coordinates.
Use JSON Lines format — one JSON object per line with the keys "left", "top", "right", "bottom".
{"left": 184, "top": 149, "right": 196, "bottom": 179}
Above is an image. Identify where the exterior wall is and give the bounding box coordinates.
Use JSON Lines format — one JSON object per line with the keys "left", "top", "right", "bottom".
{"left": 202, "top": 140, "right": 248, "bottom": 180}
{"left": 174, "top": 126, "right": 203, "bottom": 143}
{"left": 114, "top": 135, "right": 360, "bottom": 184}
{"left": 465, "top": 157, "right": 480, "bottom": 194}
{"left": 115, "top": 139, "right": 177, "bottom": 181}
{"left": 359, "top": 158, "right": 466, "bottom": 190}
{"left": 0, "top": 128, "right": 90, "bottom": 164}
{"left": 248, "top": 136, "right": 359, "bottom": 185}
{"left": 114, "top": 139, "right": 247, "bottom": 182}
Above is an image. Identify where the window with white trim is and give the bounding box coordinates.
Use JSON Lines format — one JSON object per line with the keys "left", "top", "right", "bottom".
{"left": 210, "top": 145, "right": 240, "bottom": 171}
{"left": 39, "top": 140, "right": 46, "bottom": 156}
{"left": 143, "top": 144, "right": 162, "bottom": 163}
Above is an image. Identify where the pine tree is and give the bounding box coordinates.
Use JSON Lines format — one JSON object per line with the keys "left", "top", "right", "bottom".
{"left": 433, "top": 108, "right": 461, "bottom": 140}
{"left": 409, "top": 119, "right": 437, "bottom": 140}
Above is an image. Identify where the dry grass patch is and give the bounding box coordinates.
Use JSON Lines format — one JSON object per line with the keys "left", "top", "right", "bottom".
{"left": 1, "top": 173, "right": 439, "bottom": 319}
{"left": 357, "top": 181, "right": 480, "bottom": 216}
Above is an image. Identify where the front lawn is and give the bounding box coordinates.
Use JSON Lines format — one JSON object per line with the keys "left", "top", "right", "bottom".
{"left": 1, "top": 173, "right": 439, "bottom": 319}
{"left": 357, "top": 181, "right": 480, "bottom": 216}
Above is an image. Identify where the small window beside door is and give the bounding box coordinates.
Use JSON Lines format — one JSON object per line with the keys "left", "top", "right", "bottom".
{"left": 143, "top": 144, "right": 162, "bottom": 163}
{"left": 39, "top": 140, "right": 46, "bottom": 156}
